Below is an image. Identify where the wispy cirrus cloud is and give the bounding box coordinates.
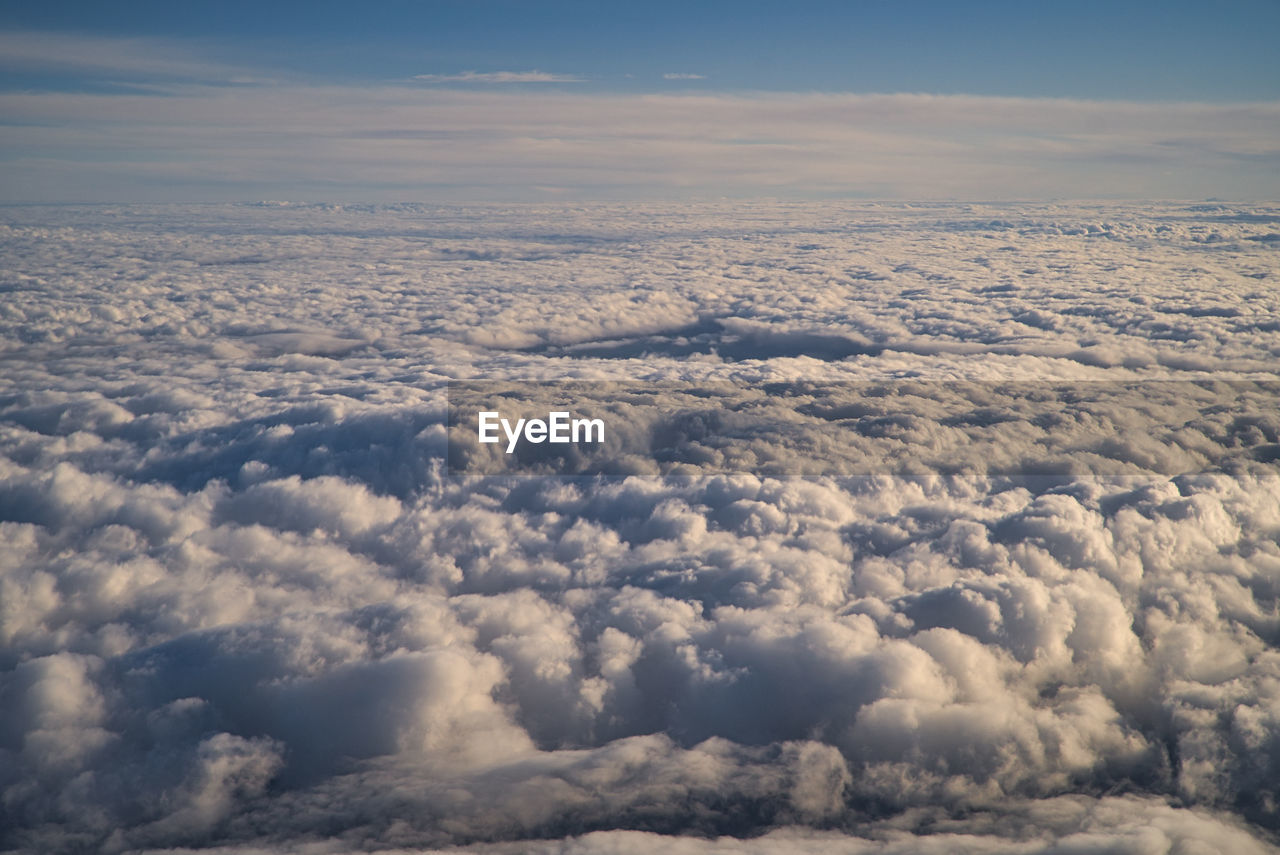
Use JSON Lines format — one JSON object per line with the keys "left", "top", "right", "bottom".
{"left": 412, "top": 70, "right": 584, "bottom": 84}
{"left": 0, "top": 30, "right": 270, "bottom": 85}
{"left": 663, "top": 73, "right": 706, "bottom": 80}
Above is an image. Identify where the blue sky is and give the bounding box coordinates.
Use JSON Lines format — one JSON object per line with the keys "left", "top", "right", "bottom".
{"left": 1, "top": 1, "right": 1278, "bottom": 201}
{"left": 4, "top": 0, "right": 1279, "bottom": 99}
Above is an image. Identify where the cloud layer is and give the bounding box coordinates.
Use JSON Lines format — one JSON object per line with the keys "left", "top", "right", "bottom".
{"left": 2, "top": 201, "right": 1279, "bottom": 852}
{"left": 1, "top": 31, "right": 1277, "bottom": 201}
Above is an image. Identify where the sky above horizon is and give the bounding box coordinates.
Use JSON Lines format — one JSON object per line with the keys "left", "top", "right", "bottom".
{"left": 2, "top": 1, "right": 1279, "bottom": 201}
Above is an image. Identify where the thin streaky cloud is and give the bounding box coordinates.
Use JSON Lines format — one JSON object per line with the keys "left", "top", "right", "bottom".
{"left": 664, "top": 73, "right": 707, "bottom": 80}
{"left": 0, "top": 30, "right": 271, "bottom": 85}
{"left": 2, "top": 86, "right": 1276, "bottom": 201}
{"left": 413, "top": 70, "right": 584, "bottom": 84}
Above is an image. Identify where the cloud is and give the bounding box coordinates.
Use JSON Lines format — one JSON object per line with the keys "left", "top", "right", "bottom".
{"left": 1, "top": 30, "right": 1276, "bottom": 202}
{"left": 0, "top": 30, "right": 270, "bottom": 85}
{"left": 663, "top": 73, "right": 707, "bottom": 80}
{"left": 413, "top": 70, "right": 585, "bottom": 84}
{"left": 1, "top": 69, "right": 1276, "bottom": 201}
{"left": 3, "top": 201, "right": 1280, "bottom": 852}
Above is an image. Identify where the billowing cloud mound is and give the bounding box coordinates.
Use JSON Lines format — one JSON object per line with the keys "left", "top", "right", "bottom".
{"left": 1, "top": 202, "right": 1279, "bottom": 853}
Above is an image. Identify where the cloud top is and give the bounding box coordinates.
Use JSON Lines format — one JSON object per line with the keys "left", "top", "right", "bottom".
{"left": 2, "top": 201, "right": 1280, "bottom": 852}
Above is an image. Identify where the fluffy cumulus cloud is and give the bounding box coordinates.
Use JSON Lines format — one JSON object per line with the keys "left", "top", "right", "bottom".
{"left": 2, "top": 201, "right": 1280, "bottom": 853}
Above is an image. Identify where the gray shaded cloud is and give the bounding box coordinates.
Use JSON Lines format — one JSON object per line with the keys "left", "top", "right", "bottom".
{"left": 445, "top": 379, "right": 1280, "bottom": 477}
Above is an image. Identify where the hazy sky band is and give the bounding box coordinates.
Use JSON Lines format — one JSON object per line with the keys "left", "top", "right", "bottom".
{"left": 2, "top": 82, "right": 1278, "bottom": 202}
{"left": 2, "top": 2, "right": 1279, "bottom": 202}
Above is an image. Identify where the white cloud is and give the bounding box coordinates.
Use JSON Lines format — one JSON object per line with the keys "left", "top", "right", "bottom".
{"left": 663, "top": 73, "right": 707, "bottom": 80}
{"left": 413, "top": 70, "right": 585, "bottom": 84}
{"left": 3, "top": 201, "right": 1280, "bottom": 852}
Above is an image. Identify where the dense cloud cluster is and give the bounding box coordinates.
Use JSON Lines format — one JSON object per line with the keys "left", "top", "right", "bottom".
{"left": 1, "top": 201, "right": 1279, "bottom": 853}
